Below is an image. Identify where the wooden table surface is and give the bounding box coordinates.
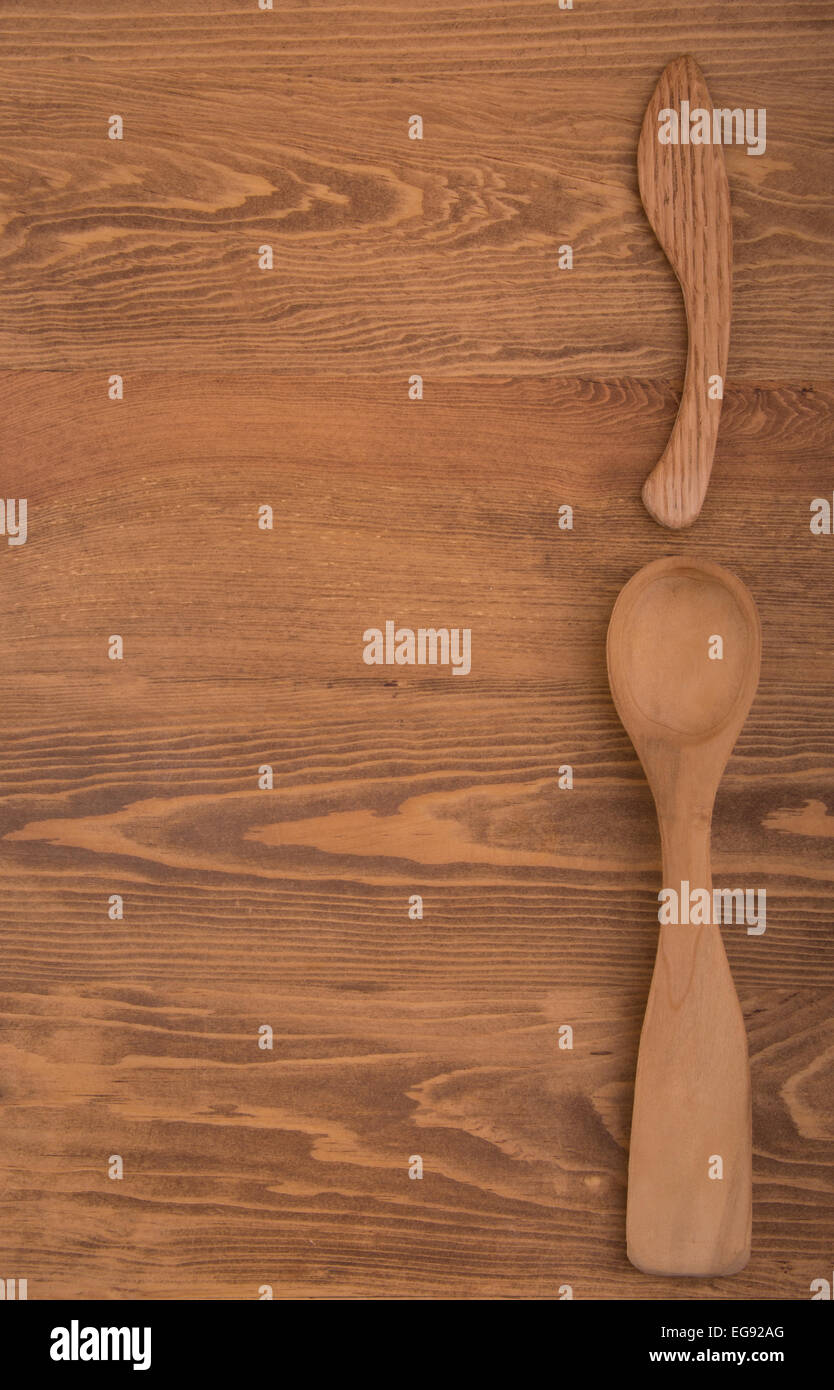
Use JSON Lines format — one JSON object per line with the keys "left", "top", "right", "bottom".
{"left": 1, "top": 0, "right": 832, "bottom": 1301}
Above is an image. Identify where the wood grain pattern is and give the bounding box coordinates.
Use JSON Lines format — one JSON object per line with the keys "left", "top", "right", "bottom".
{"left": 0, "top": 0, "right": 833, "bottom": 1301}
{"left": 0, "top": 48, "right": 831, "bottom": 375}
{"left": 638, "top": 56, "right": 732, "bottom": 528}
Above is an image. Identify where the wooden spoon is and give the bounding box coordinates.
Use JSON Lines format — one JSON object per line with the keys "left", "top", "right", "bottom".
{"left": 606, "top": 556, "right": 761, "bottom": 1275}
{"left": 638, "top": 55, "right": 732, "bottom": 529}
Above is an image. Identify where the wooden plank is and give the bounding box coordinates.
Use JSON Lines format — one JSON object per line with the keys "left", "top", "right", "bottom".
{"left": 0, "top": 984, "right": 831, "bottom": 1299}
{"left": 0, "top": 70, "right": 830, "bottom": 373}
{"left": 0, "top": 1, "right": 830, "bottom": 81}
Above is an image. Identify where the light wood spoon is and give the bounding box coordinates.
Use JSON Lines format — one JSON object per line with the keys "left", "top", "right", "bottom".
{"left": 607, "top": 556, "right": 761, "bottom": 1275}
{"left": 638, "top": 55, "right": 732, "bottom": 529}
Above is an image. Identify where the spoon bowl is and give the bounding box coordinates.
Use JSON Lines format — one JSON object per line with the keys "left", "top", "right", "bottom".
{"left": 609, "top": 558, "right": 760, "bottom": 746}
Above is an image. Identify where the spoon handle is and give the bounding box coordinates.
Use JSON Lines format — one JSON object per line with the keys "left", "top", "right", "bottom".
{"left": 627, "top": 822, "right": 752, "bottom": 1275}
{"left": 638, "top": 55, "right": 732, "bottom": 529}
